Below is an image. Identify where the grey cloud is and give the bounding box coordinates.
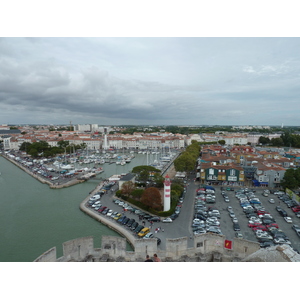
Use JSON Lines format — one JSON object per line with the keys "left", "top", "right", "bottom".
{"left": 1, "top": 37, "right": 300, "bottom": 125}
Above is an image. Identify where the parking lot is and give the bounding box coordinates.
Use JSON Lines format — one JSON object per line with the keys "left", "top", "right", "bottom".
{"left": 193, "top": 186, "right": 300, "bottom": 252}
{"left": 85, "top": 176, "right": 300, "bottom": 253}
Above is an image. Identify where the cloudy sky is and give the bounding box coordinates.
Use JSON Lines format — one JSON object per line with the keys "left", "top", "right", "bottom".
{"left": 1, "top": 37, "right": 300, "bottom": 126}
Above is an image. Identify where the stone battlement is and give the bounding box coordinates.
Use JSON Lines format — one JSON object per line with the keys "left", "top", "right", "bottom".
{"left": 35, "top": 233, "right": 285, "bottom": 262}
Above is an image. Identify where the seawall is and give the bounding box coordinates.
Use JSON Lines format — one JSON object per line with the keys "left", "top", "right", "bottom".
{"left": 79, "top": 183, "right": 137, "bottom": 249}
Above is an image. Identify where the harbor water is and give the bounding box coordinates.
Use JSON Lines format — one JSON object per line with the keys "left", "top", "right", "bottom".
{"left": 0, "top": 153, "right": 154, "bottom": 262}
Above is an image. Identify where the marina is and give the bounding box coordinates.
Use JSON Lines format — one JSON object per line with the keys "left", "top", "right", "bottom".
{"left": 0, "top": 150, "right": 178, "bottom": 262}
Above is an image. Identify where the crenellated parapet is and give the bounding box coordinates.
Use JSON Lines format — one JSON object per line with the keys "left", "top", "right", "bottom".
{"left": 34, "top": 233, "right": 300, "bottom": 262}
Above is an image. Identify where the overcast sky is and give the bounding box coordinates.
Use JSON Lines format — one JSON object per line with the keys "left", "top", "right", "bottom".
{"left": 1, "top": 37, "right": 300, "bottom": 126}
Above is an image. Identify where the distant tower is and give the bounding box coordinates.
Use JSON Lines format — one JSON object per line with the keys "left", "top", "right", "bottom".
{"left": 163, "top": 174, "right": 171, "bottom": 211}
{"left": 103, "top": 127, "right": 108, "bottom": 150}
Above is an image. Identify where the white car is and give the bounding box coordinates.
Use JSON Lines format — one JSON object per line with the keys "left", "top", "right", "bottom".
{"left": 269, "top": 198, "right": 275, "bottom": 204}
{"left": 284, "top": 217, "right": 293, "bottom": 223}
{"left": 256, "top": 232, "right": 273, "bottom": 240}
{"left": 162, "top": 217, "right": 172, "bottom": 223}
{"left": 106, "top": 209, "right": 113, "bottom": 217}
{"left": 90, "top": 194, "right": 100, "bottom": 201}
{"left": 143, "top": 232, "right": 154, "bottom": 239}
{"left": 274, "top": 237, "right": 291, "bottom": 245}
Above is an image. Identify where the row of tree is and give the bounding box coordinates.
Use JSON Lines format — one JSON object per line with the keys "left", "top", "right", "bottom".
{"left": 173, "top": 141, "right": 201, "bottom": 172}
{"left": 19, "top": 140, "right": 86, "bottom": 158}
{"left": 259, "top": 131, "right": 300, "bottom": 148}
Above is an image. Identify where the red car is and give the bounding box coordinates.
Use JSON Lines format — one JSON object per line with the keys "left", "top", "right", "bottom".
{"left": 248, "top": 222, "right": 262, "bottom": 228}
{"left": 252, "top": 225, "right": 267, "bottom": 231}
{"left": 267, "top": 223, "right": 279, "bottom": 229}
{"left": 292, "top": 206, "right": 300, "bottom": 212}
{"left": 257, "top": 210, "right": 269, "bottom": 216}
{"left": 98, "top": 206, "right": 107, "bottom": 213}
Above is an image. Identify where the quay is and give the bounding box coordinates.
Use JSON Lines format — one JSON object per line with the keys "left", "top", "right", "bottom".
{"left": 79, "top": 181, "right": 136, "bottom": 249}
{"left": 1, "top": 153, "right": 87, "bottom": 189}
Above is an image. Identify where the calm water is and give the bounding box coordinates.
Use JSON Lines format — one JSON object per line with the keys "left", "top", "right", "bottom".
{"left": 0, "top": 153, "right": 150, "bottom": 262}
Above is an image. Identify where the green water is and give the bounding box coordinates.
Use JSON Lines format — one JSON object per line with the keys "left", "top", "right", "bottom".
{"left": 0, "top": 154, "right": 149, "bottom": 261}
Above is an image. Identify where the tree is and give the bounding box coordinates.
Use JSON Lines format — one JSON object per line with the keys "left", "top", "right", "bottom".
{"left": 258, "top": 136, "right": 270, "bottom": 145}
{"left": 174, "top": 152, "right": 195, "bottom": 172}
{"left": 19, "top": 142, "right": 32, "bottom": 152}
{"left": 270, "top": 137, "right": 283, "bottom": 147}
{"left": 152, "top": 173, "right": 164, "bottom": 188}
{"left": 57, "top": 140, "right": 70, "bottom": 149}
{"left": 281, "top": 169, "right": 298, "bottom": 190}
{"left": 121, "top": 181, "right": 136, "bottom": 198}
{"left": 139, "top": 169, "right": 150, "bottom": 182}
{"left": 141, "top": 187, "right": 162, "bottom": 211}
{"left": 131, "top": 188, "right": 144, "bottom": 201}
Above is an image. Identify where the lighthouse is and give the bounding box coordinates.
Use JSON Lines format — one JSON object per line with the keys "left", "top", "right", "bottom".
{"left": 163, "top": 174, "right": 171, "bottom": 211}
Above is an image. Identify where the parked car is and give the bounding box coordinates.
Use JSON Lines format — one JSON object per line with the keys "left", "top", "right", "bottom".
{"left": 106, "top": 209, "right": 113, "bottom": 217}
{"left": 260, "top": 241, "right": 275, "bottom": 248}
{"left": 138, "top": 227, "right": 150, "bottom": 237}
{"left": 102, "top": 207, "right": 109, "bottom": 215}
{"left": 113, "top": 213, "right": 122, "bottom": 220}
{"left": 276, "top": 206, "right": 288, "bottom": 217}
{"left": 117, "top": 215, "right": 126, "bottom": 223}
{"left": 274, "top": 237, "right": 291, "bottom": 245}
{"left": 292, "top": 224, "right": 300, "bottom": 236}
{"left": 229, "top": 212, "right": 236, "bottom": 218}
{"left": 131, "top": 222, "right": 139, "bottom": 231}
{"left": 134, "top": 225, "right": 144, "bottom": 234}
{"left": 227, "top": 206, "right": 234, "bottom": 213}
{"left": 126, "top": 218, "right": 135, "bottom": 227}
{"left": 284, "top": 216, "right": 293, "bottom": 223}
{"left": 162, "top": 217, "right": 172, "bottom": 223}
{"left": 122, "top": 217, "right": 130, "bottom": 225}
{"left": 148, "top": 216, "right": 161, "bottom": 222}
{"left": 170, "top": 213, "right": 179, "bottom": 220}
{"left": 143, "top": 232, "right": 154, "bottom": 239}
{"left": 99, "top": 206, "right": 107, "bottom": 213}
{"left": 233, "top": 223, "right": 240, "bottom": 231}
{"left": 235, "top": 232, "right": 243, "bottom": 238}
{"left": 292, "top": 206, "right": 300, "bottom": 212}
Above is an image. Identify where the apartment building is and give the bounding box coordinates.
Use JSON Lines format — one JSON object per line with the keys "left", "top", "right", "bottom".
{"left": 200, "top": 162, "right": 245, "bottom": 185}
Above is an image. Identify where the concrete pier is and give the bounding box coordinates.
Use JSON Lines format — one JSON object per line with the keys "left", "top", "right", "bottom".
{"left": 79, "top": 183, "right": 137, "bottom": 249}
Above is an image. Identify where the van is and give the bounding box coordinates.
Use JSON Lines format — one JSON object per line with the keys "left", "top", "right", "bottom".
{"left": 138, "top": 227, "right": 150, "bottom": 237}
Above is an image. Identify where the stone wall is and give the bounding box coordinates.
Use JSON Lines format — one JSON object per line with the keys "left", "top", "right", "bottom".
{"left": 61, "top": 236, "right": 95, "bottom": 262}
{"left": 34, "top": 233, "right": 276, "bottom": 262}
{"left": 34, "top": 247, "right": 57, "bottom": 262}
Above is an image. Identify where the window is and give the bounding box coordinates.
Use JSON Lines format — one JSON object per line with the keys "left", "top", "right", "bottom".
{"left": 230, "top": 169, "right": 236, "bottom": 176}
{"left": 209, "top": 169, "right": 214, "bottom": 175}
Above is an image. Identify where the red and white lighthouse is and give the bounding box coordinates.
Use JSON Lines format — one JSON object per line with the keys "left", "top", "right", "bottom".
{"left": 163, "top": 174, "right": 171, "bottom": 211}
